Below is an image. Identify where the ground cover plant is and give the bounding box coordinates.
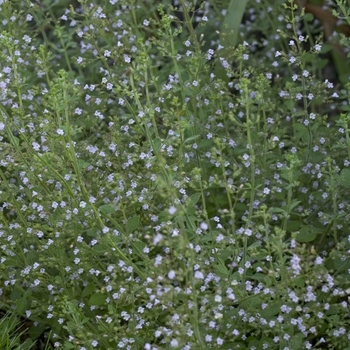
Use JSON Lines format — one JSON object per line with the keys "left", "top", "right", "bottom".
{"left": 1, "top": 0, "right": 350, "bottom": 349}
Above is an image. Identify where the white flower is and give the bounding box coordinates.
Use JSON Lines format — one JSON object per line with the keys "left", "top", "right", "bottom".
{"left": 200, "top": 222, "right": 208, "bottom": 230}
{"left": 168, "top": 206, "right": 177, "bottom": 215}
{"left": 168, "top": 270, "right": 176, "bottom": 279}
{"left": 194, "top": 271, "right": 204, "bottom": 279}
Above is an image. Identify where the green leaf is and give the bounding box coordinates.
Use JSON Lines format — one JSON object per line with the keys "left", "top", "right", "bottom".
{"left": 92, "top": 244, "right": 106, "bottom": 254}
{"left": 82, "top": 283, "right": 96, "bottom": 298}
{"left": 86, "top": 227, "right": 99, "bottom": 237}
{"left": 133, "top": 240, "right": 146, "bottom": 258}
{"left": 287, "top": 220, "right": 301, "bottom": 232}
{"left": 336, "top": 168, "right": 350, "bottom": 189}
{"left": 184, "top": 134, "right": 200, "bottom": 144}
{"left": 29, "top": 322, "right": 47, "bottom": 340}
{"left": 189, "top": 192, "right": 201, "bottom": 205}
{"left": 241, "top": 296, "right": 262, "bottom": 309}
{"left": 331, "top": 46, "right": 350, "bottom": 85}
{"left": 127, "top": 215, "right": 140, "bottom": 232}
{"left": 320, "top": 43, "right": 333, "bottom": 54}
{"left": 11, "top": 135, "right": 20, "bottom": 147}
{"left": 295, "top": 226, "right": 317, "bottom": 243}
{"left": 77, "top": 159, "right": 90, "bottom": 171}
{"left": 218, "top": 250, "right": 231, "bottom": 261}
{"left": 334, "top": 257, "right": 350, "bottom": 272}
{"left": 214, "top": 263, "right": 229, "bottom": 277}
{"left": 200, "top": 233, "right": 213, "bottom": 243}
{"left": 16, "top": 297, "right": 28, "bottom": 313}
{"left": 153, "top": 137, "right": 162, "bottom": 153}
{"left": 293, "top": 123, "right": 309, "bottom": 143}
{"left": 303, "top": 12, "right": 314, "bottom": 22}
{"left": 98, "top": 204, "right": 115, "bottom": 214}
{"left": 10, "top": 287, "right": 21, "bottom": 301}
{"left": 289, "top": 200, "right": 301, "bottom": 211}
{"left": 88, "top": 293, "right": 106, "bottom": 306}
{"left": 198, "top": 139, "right": 212, "bottom": 150}
{"left": 269, "top": 207, "right": 287, "bottom": 214}
{"left": 294, "top": 278, "right": 305, "bottom": 287}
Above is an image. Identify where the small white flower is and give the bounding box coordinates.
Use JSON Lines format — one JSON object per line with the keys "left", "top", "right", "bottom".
{"left": 168, "top": 270, "right": 176, "bottom": 279}
{"left": 214, "top": 295, "right": 222, "bottom": 302}
{"left": 194, "top": 270, "right": 204, "bottom": 279}
{"left": 168, "top": 206, "right": 177, "bottom": 215}
{"left": 200, "top": 222, "right": 208, "bottom": 230}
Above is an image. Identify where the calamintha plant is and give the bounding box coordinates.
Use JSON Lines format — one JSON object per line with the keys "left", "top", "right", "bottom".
{"left": 0, "top": 0, "right": 350, "bottom": 349}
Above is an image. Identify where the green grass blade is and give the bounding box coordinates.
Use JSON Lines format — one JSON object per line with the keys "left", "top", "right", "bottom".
{"left": 219, "top": 0, "right": 249, "bottom": 49}
{"left": 215, "top": 0, "right": 249, "bottom": 80}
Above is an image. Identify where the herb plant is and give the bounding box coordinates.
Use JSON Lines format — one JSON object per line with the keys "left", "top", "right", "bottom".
{"left": 1, "top": 0, "right": 350, "bottom": 349}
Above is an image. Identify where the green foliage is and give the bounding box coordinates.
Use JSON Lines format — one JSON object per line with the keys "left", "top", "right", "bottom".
{"left": 1, "top": 0, "right": 350, "bottom": 349}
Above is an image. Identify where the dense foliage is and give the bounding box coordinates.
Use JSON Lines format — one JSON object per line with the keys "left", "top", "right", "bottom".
{"left": 1, "top": 0, "right": 350, "bottom": 349}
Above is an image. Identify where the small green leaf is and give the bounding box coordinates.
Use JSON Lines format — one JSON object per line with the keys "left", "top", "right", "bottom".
{"left": 189, "top": 193, "right": 201, "bottom": 205}
{"left": 127, "top": 215, "right": 140, "bottom": 232}
{"left": 295, "top": 226, "right": 317, "bottom": 243}
{"left": 77, "top": 159, "right": 90, "bottom": 171}
{"left": 184, "top": 134, "right": 200, "bottom": 144}
{"left": 88, "top": 293, "right": 106, "bottom": 306}
{"left": 293, "top": 123, "right": 309, "bottom": 143}
{"left": 269, "top": 207, "right": 287, "bottom": 214}
{"left": 320, "top": 43, "right": 332, "bottom": 54}
{"left": 133, "top": 240, "right": 146, "bottom": 258}
{"left": 303, "top": 12, "right": 314, "bottom": 22}
{"left": 92, "top": 244, "right": 106, "bottom": 254}
{"left": 29, "top": 322, "right": 47, "bottom": 340}
{"left": 336, "top": 168, "right": 350, "bottom": 189}
{"left": 261, "top": 300, "right": 281, "bottom": 319}
{"left": 294, "top": 278, "right": 305, "bottom": 287}
{"left": 215, "top": 263, "right": 229, "bottom": 276}
{"left": 334, "top": 257, "right": 350, "bottom": 272}
{"left": 200, "top": 233, "right": 213, "bottom": 243}
{"left": 10, "top": 287, "right": 21, "bottom": 301}
{"left": 87, "top": 227, "right": 99, "bottom": 237}
{"left": 98, "top": 204, "right": 115, "bottom": 214}
{"left": 218, "top": 250, "right": 231, "bottom": 261}
{"left": 82, "top": 283, "right": 96, "bottom": 298}
{"left": 16, "top": 297, "right": 28, "bottom": 313}
{"left": 11, "top": 135, "right": 20, "bottom": 146}
{"left": 153, "top": 137, "right": 162, "bottom": 153}
{"left": 289, "top": 200, "right": 301, "bottom": 211}
{"left": 287, "top": 220, "right": 301, "bottom": 232}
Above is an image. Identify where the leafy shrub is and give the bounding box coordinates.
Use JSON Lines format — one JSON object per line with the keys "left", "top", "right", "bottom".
{"left": 1, "top": 0, "right": 350, "bottom": 349}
